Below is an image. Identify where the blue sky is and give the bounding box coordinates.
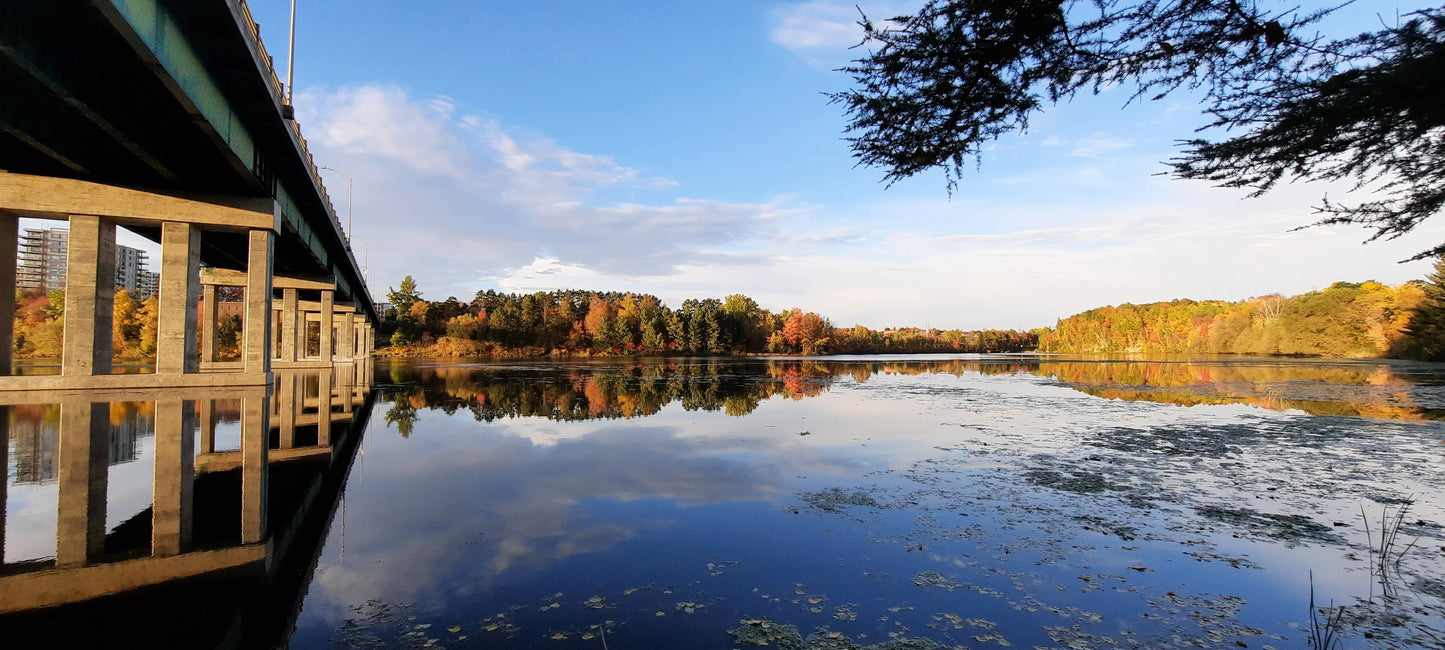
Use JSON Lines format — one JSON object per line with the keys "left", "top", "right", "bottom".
{"left": 235, "top": 0, "right": 1443, "bottom": 329}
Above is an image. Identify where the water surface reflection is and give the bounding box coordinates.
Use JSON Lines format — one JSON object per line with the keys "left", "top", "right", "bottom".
{"left": 288, "top": 356, "right": 1445, "bottom": 649}
{"left": 0, "top": 363, "right": 376, "bottom": 647}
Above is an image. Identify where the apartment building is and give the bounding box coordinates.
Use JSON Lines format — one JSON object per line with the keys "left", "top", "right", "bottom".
{"left": 16, "top": 227, "right": 159, "bottom": 298}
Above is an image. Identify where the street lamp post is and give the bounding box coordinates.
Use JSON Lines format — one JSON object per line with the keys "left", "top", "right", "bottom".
{"left": 318, "top": 166, "right": 352, "bottom": 247}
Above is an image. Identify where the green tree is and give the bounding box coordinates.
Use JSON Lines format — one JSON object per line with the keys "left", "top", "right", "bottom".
{"left": 387, "top": 276, "right": 423, "bottom": 314}
{"left": 833, "top": 1, "right": 1445, "bottom": 257}
{"left": 1399, "top": 259, "right": 1445, "bottom": 360}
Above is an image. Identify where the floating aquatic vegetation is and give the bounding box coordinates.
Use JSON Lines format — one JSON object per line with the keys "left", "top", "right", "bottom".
{"left": 1024, "top": 469, "right": 1128, "bottom": 494}
{"left": 1196, "top": 506, "right": 1341, "bottom": 544}
{"left": 727, "top": 618, "right": 944, "bottom": 650}
{"left": 800, "top": 487, "right": 882, "bottom": 513}
{"left": 910, "top": 571, "right": 963, "bottom": 591}
{"left": 1086, "top": 424, "right": 1244, "bottom": 458}
{"left": 729, "top": 619, "right": 804, "bottom": 649}
{"left": 675, "top": 600, "right": 706, "bottom": 614}
{"left": 1072, "top": 514, "right": 1139, "bottom": 540}
{"left": 706, "top": 560, "right": 741, "bottom": 576}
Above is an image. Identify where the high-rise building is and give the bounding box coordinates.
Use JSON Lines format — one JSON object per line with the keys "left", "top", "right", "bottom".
{"left": 135, "top": 269, "right": 160, "bottom": 300}
{"left": 15, "top": 227, "right": 156, "bottom": 296}
{"left": 114, "top": 245, "right": 147, "bottom": 295}
{"left": 17, "top": 228, "right": 68, "bottom": 290}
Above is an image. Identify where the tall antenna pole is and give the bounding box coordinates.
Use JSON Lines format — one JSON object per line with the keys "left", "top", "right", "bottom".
{"left": 285, "top": 0, "right": 297, "bottom": 106}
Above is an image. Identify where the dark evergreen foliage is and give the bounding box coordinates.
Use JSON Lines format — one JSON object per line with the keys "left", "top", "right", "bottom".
{"left": 832, "top": 1, "right": 1445, "bottom": 256}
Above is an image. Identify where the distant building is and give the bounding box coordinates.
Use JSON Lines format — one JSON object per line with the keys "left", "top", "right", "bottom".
{"left": 114, "top": 245, "right": 147, "bottom": 295}
{"left": 15, "top": 227, "right": 157, "bottom": 297}
{"left": 135, "top": 269, "right": 160, "bottom": 300}
{"left": 17, "top": 228, "right": 68, "bottom": 290}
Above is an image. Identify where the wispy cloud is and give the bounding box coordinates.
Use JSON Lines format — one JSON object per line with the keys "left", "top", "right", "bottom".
{"left": 1069, "top": 133, "right": 1133, "bottom": 158}
{"left": 294, "top": 84, "right": 784, "bottom": 296}
{"left": 769, "top": 1, "right": 913, "bottom": 69}
{"left": 293, "top": 84, "right": 1444, "bottom": 331}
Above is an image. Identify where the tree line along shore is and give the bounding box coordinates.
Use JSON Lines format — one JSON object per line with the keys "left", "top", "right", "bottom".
{"left": 376, "top": 258, "right": 1445, "bottom": 361}
{"left": 11, "top": 260, "right": 1445, "bottom": 362}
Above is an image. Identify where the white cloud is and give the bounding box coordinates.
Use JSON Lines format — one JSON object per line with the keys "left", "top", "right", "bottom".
{"left": 1069, "top": 133, "right": 1133, "bottom": 158}
{"left": 293, "top": 84, "right": 785, "bottom": 299}
{"left": 770, "top": 2, "right": 863, "bottom": 51}
{"left": 769, "top": 1, "right": 915, "bottom": 69}
{"left": 293, "top": 84, "right": 1445, "bottom": 333}
{"left": 301, "top": 85, "right": 469, "bottom": 178}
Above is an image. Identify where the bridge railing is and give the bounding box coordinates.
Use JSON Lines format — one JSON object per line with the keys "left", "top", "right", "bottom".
{"left": 235, "top": 1, "right": 285, "bottom": 100}
{"left": 234, "top": 0, "right": 349, "bottom": 251}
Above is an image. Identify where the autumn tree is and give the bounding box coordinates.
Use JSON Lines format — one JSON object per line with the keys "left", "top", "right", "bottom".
{"left": 833, "top": 1, "right": 1445, "bottom": 257}
{"left": 782, "top": 311, "right": 833, "bottom": 355}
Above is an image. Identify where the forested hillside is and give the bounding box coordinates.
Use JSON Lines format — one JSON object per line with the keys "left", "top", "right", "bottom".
{"left": 1037, "top": 281, "right": 1425, "bottom": 357}
{"left": 381, "top": 278, "right": 1036, "bottom": 357}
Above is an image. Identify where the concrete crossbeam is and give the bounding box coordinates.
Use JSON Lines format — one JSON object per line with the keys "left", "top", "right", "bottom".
{"left": 0, "top": 173, "right": 280, "bottom": 231}
{"left": 0, "top": 543, "right": 268, "bottom": 614}
{"left": 203, "top": 267, "right": 336, "bottom": 291}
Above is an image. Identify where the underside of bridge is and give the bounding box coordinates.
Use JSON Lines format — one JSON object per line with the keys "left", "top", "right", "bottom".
{"left": 0, "top": 0, "right": 371, "bottom": 306}
{"left": 0, "top": 0, "right": 377, "bottom": 389}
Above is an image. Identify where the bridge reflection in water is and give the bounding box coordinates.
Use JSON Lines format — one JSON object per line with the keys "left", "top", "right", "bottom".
{"left": 0, "top": 362, "right": 375, "bottom": 647}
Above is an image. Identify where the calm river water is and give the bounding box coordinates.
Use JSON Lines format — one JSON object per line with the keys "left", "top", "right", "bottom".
{"left": 4, "top": 355, "right": 1445, "bottom": 648}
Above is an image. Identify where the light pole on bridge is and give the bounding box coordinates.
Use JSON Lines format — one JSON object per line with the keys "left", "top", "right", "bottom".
{"left": 318, "top": 166, "right": 352, "bottom": 248}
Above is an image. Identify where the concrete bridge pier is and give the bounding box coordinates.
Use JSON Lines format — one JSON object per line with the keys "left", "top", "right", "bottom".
{"left": 56, "top": 400, "right": 110, "bottom": 569}
{"left": 0, "top": 215, "right": 16, "bottom": 376}
{"left": 0, "top": 405, "right": 7, "bottom": 564}
{"left": 152, "top": 399, "right": 196, "bottom": 556}
{"left": 242, "top": 390, "right": 270, "bottom": 545}
{"left": 61, "top": 217, "right": 117, "bottom": 377}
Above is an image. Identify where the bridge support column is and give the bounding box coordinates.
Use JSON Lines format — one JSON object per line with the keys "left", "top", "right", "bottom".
{"left": 199, "top": 399, "right": 216, "bottom": 454}
{"left": 61, "top": 216, "right": 115, "bottom": 377}
{"left": 152, "top": 399, "right": 195, "bottom": 556}
{"left": 243, "top": 230, "right": 273, "bottom": 376}
{"left": 337, "top": 309, "right": 355, "bottom": 362}
{"left": 56, "top": 401, "right": 109, "bottom": 569}
{"left": 241, "top": 391, "right": 269, "bottom": 544}
{"left": 278, "top": 372, "right": 296, "bottom": 449}
{"left": 201, "top": 284, "right": 218, "bottom": 365}
{"left": 320, "top": 291, "right": 334, "bottom": 364}
{"left": 280, "top": 289, "right": 299, "bottom": 362}
{"left": 157, "top": 223, "right": 200, "bottom": 375}
{"left": 0, "top": 406, "right": 8, "bottom": 563}
{"left": 317, "top": 369, "right": 333, "bottom": 446}
{"left": 337, "top": 362, "right": 354, "bottom": 414}
{"left": 0, "top": 214, "right": 15, "bottom": 376}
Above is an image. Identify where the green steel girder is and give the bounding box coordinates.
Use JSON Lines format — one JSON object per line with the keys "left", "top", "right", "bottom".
{"left": 101, "top": 0, "right": 331, "bottom": 270}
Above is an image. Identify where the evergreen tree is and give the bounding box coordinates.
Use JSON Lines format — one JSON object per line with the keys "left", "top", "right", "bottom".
{"left": 1401, "top": 259, "right": 1445, "bottom": 360}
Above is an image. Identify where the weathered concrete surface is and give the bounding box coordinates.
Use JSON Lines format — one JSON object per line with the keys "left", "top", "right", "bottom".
{"left": 156, "top": 222, "right": 201, "bottom": 374}
{"left": 243, "top": 229, "right": 274, "bottom": 376}
{"left": 56, "top": 401, "right": 109, "bottom": 569}
{"left": 0, "top": 543, "right": 269, "bottom": 614}
{"left": 61, "top": 216, "right": 115, "bottom": 376}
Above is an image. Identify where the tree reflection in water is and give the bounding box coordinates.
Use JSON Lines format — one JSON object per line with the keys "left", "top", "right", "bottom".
{"left": 380, "top": 356, "right": 1443, "bottom": 427}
